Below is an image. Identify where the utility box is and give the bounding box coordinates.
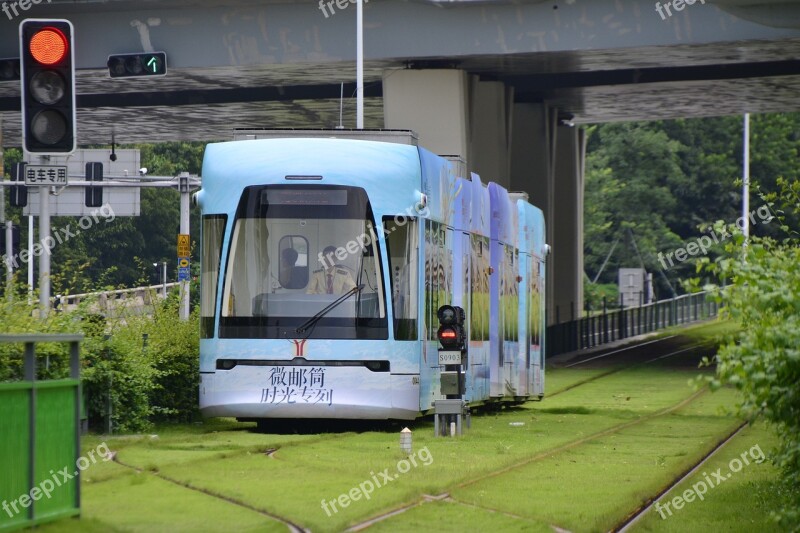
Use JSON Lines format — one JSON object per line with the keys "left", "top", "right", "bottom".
{"left": 618, "top": 268, "right": 648, "bottom": 307}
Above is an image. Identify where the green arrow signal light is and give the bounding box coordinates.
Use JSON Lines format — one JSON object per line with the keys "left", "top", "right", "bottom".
{"left": 107, "top": 52, "right": 167, "bottom": 78}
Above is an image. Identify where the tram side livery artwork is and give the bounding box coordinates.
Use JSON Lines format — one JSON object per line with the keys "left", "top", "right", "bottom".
{"left": 197, "top": 135, "right": 547, "bottom": 421}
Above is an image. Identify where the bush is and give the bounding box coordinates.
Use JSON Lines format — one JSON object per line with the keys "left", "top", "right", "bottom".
{"left": 584, "top": 280, "right": 618, "bottom": 311}
{"left": 699, "top": 202, "right": 800, "bottom": 528}
{"left": 81, "top": 291, "right": 200, "bottom": 431}
{"left": 81, "top": 317, "right": 159, "bottom": 433}
{"left": 0, "top": 281, "right": 200, "bottom": 433}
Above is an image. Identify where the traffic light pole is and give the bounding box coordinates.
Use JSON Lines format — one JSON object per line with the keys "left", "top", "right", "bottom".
{"left": 37, "top": 157, "right": 51, "bottom": 317}
{"left": 0, "top": 118, "right": 8, "bottom": 299}
{"left": 5, "top": 221, "right": 11, "bottom": 300}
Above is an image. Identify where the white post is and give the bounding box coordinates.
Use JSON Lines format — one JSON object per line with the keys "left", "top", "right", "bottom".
{"left": 162, "top": 261, "right": 167, "bottom": 299}
{"left": 5, "top": 221, "right": 12, "bottom": 300}
{"left": 179, "top": 173, "right": 190, "bottom": 320}
{"left": 356, "top": 0, "right": 364, "bottom": 129}
{"left": 742, "top": 113, "right": 750, "bottom": 254}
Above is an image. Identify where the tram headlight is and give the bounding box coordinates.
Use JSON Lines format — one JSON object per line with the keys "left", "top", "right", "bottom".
{"left": 218, "top": 359, "right": 236, "bottom": 370}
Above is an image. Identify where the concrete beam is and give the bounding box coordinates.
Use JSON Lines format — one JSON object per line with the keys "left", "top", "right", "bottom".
{"left": 2, "top": 0, "right": 799, "bottom": 69}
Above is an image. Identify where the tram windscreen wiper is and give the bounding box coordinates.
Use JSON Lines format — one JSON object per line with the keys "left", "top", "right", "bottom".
{"left": 295, "top": 284, "right": 365, "bottom": 334}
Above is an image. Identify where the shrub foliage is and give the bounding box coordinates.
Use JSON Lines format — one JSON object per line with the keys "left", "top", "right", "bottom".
{"left": 0, "top": 283, "right": 199, "bottom": 433}
{"left": 698, "top": 181, "right": 800, "bottom": 528}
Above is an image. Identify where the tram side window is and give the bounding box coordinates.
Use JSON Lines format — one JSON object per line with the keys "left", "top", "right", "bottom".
{"left": 530, "top": 256, "right": 541, "bottom": 347}
{"left": 470, "top": 235, "right": 489, "bottom": 341}
{"left": 504, "top": 246, "right": 519, "bottom": 342}
{"left": 425, "top": 220, "right": 448, "bottom": 341}
{"left": 384, "top": 216, "right": 418, "bottom": 340}
{"left": 201, "top": 215, "right": 226, "bottom": 338}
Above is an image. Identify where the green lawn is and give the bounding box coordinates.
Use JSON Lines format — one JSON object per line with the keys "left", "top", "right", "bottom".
{"left": 30, "top": 322, "right": 788, "bottom": 533}
{"left": 631, "top": 423, "right": 788, "bottom": 532}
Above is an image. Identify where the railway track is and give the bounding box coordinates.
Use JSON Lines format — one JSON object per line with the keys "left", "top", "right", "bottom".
{"left": 105, "top": 332, "right": 726, "bottom": 532}
{"left": 343, "top": 334, "right": 726, "bottom": 531}
{"left": 613, "top": 422, "right": 749, "bottom": 532}
{"left": 548, "top": 336, "right": 717, "bottom": 398}
{"left": 111, "top": 455, "right": 311, "bottom": 533}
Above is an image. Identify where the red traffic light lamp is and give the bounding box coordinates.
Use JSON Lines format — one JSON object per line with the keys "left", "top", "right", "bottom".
{"left": 19, "top": 19, "right": 76, "bottom": 154}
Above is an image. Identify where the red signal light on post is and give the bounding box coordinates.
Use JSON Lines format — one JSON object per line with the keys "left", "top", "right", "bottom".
{"left": 439, "top": 328, "right": 457, "bottom": 340}
{"left": 29, "top": 28, "right": 68, "bottom": 65}
{"left": 20, "top": 19, "right": 76, "bottom": 154}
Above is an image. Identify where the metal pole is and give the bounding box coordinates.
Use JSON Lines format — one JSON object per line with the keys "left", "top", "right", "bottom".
{"left": 179, "top": 174, "right": 190, "bottom": 320}
{"left": 5, "top": 221, "right": 12, "bottom": 300}
{"left": 356, "top": 0, "right": 364, "bottom": 129}
{"left": 39, "top": 182, "right": 50, "bottom": 318}
{"left": 742, "top": 113, "right": 750, "bottom": 256}
{"left": 28, "top": 215, "right": 33, "bottom": 298}
{"left": 162, "top": 261, "right": 167, "bottom": 298}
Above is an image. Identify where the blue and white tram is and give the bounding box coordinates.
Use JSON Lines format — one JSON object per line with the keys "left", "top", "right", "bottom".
{"left": 197, "top": 134, "right": 547, "bottom": 421}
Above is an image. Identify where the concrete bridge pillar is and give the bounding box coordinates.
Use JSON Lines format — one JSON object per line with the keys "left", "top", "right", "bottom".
{"left": 510, "top": 103, "right": 584, "bottom": 325}
{"left": 384, "top": 72, "right": 585, "bottom": 325}
{"left": 552, "top": 124, "right": 585, "bottom": 324}
{"left": 382, "top": 69, "right": 513, "bottom": 187}
{"left": 382, "top": 69, "right": 470, "bottom": 160}
{"left": 468, "top": 78, "right": 513, "bottom": 188}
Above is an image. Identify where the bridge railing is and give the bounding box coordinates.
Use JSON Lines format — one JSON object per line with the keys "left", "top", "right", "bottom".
{"left": 546, "top": 291, "right": 720, "bottom": 357}
{"left": 58, "top": 283, "right": 180, "bottom": 317}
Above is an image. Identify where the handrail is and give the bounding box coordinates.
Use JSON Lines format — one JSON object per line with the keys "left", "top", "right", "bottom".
{"left": 547, "top": 291, "right": 719, "bottom": 357}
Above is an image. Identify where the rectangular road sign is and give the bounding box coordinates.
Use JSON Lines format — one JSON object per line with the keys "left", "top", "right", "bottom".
{"left": 24, "top": 165, "right": 68, "bottom": 186}
{"left": 177, "top": 234, "right": 190, "bottom": 257}
{"left": 178, "top": 266, "right": 190, "bottom": 282}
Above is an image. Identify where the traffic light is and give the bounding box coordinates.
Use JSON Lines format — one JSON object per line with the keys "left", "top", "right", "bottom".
{"left": 9, "top": 162, "right": 28, "bottom": 208}
{"left": 107, "top": 52, "right": 167, "bottom": 78}
{"left": 437, "top": 305, "right": 466, "bottom": 350}
{"left": 85, "top": 162, "right": 103, "bottom": 207}
{"left": 19, "top": 19, "right": 76, "bottom": 154}
{"left": 0, "top": 58, "right": 20, "bottom": 81}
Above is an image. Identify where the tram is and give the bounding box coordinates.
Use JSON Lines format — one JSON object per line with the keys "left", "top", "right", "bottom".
{"left": 197, "top": 131, "right": 547, "bottom": 421}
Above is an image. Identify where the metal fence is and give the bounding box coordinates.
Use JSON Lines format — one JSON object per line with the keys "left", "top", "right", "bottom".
{"left": 0, "top": 335, "right": 83, "bottom": 532}
{"left": 546, "top": 292, "right": 719, "bottom": 357}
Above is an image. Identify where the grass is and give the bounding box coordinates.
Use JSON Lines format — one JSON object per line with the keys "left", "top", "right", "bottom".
{"left": 133, "top": 368, "right": 705, "bottom": 531}
{"left": 450, "top": 388, "right": 744, "bottom": 532}
{"left": 31, "top": 321, "right": 787, "bottom": 532}
{"left": 38, "top": 471, "right": 284, "bottom": 533}
{"left": 631, "top": 423, "right": 789, "bottom": 532}
{"left": 366, "top": 499, "right": 552, "bottom": 532}
{"left": 544, "top": 367, "right": 611, "bottom": 395}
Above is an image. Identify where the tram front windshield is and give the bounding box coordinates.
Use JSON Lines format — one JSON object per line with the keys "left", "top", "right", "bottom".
{"left": 219, "top": 185, "right": 388, "bottom": 340}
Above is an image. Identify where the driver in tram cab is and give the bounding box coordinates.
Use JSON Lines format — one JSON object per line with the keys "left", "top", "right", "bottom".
{"left": 307, "top": 245, "right": 357, "bottom": 294}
